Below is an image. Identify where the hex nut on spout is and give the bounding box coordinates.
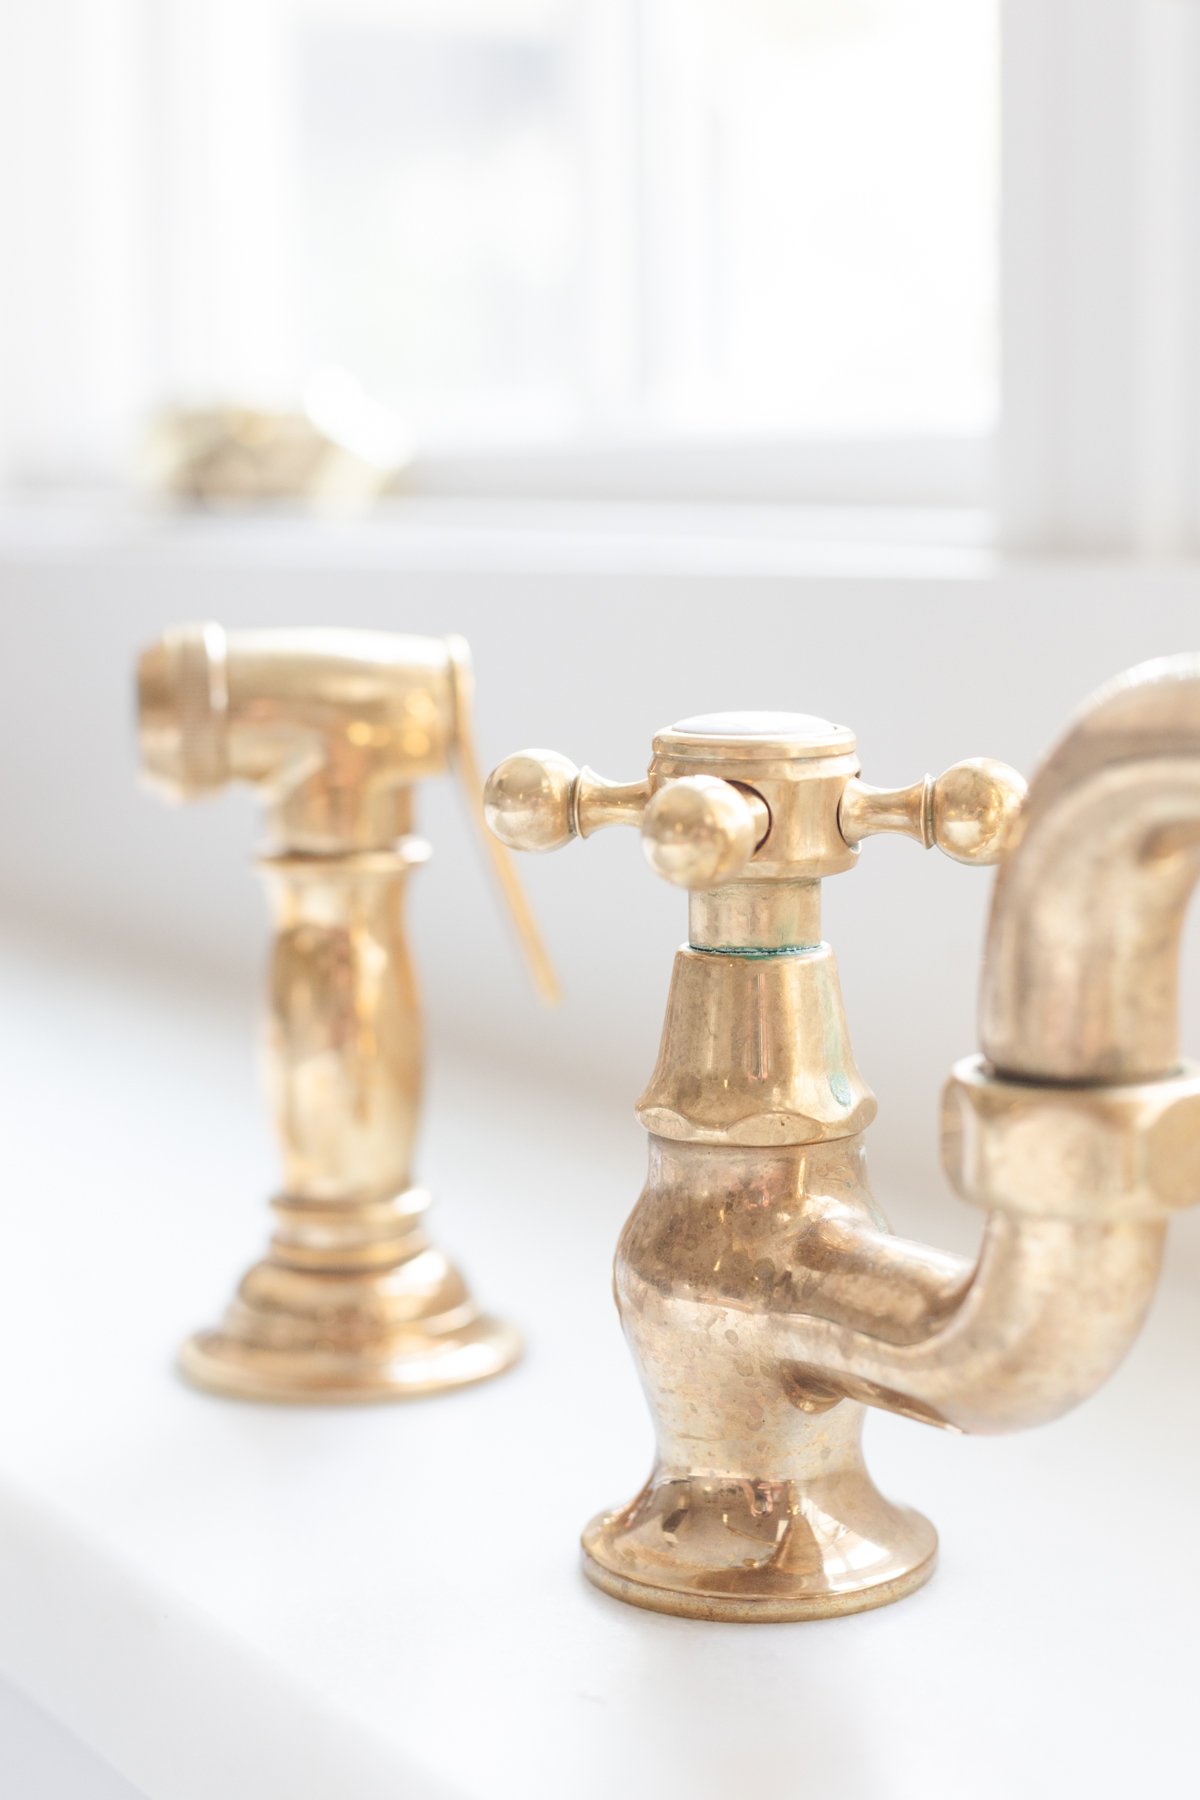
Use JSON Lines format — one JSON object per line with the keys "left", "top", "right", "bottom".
{"left": 942, "top": 1057, "right": 1200, "bottom": 1223}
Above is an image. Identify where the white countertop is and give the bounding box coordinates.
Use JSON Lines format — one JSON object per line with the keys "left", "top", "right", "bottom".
{"left": 1, "top": 933, "right": 1198, "bottom": 1800}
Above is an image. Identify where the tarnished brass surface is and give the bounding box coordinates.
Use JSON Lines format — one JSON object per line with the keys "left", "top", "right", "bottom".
{"left": 635, "top": 944, "right": 876, "bottom": 1144}
{"left": 487, "top": 668, "right": 1200, "bottom": 1619}
{"left": 943, "top": 1054, "right": 1200, "bottom": 1222}
{"left": 140, "top": 624, "right": 552, "bottom": 1402}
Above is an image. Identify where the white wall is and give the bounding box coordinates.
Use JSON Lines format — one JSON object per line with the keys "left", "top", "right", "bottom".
{"left": 1, "top": 512, "right": 1197, "bottom": 1244}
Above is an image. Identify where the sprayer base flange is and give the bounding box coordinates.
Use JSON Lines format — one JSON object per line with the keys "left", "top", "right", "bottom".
{"left": 179, "top": 1315, "right": 521, "bottom": 1404}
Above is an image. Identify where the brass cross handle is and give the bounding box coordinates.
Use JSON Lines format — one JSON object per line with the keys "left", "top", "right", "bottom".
{"left": 483, "top": 751, "right": 770, "bottom": 889}
{"left": 839, "top": 758, "right": 1027, "bottom": 865}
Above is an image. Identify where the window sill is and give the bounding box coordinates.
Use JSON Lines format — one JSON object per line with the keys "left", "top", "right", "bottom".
{"left": 1, "top": 490, "right": 1199, "bottom": 583}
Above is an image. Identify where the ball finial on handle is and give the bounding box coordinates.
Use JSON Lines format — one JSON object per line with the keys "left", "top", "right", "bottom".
{"left": 641, "top": 776, "right": 768, "bottom": 889}
{"left": 929, "top": 759, "right": 1027, "bottom": 865}
{"left": 484, "top": 750, "right": 581, "bottom": 852}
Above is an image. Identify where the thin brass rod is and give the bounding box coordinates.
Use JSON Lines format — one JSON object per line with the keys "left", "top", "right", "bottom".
{"left": 446, "top": 636, "right": 560, "bottom": 1006}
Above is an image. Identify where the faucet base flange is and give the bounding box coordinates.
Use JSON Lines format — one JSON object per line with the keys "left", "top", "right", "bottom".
{"left": 581, "top": 1468, "right": 937, "bottom": 1622}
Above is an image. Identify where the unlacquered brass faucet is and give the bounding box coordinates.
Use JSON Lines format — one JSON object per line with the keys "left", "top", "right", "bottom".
{"left": 139, "top": 624, "right": 555, "bottom": 1403}
{"left": 486, "top": 658, "right": 1200, "bottom": 1620}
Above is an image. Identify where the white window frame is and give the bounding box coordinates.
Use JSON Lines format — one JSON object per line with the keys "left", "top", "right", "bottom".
{"left": 1001, "top": 0, "right": 1200, "bottom": 554}
{"left": 1, "top": 0, "right": 1198, "bottom": 551}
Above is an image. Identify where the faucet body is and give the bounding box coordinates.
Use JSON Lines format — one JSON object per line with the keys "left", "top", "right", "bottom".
{"left": 486, "top": 666, "right": 1200, "bottom": 1619}
{"left": 139, "top": 623, "right": 552, "bottom": 1402}
{"left": 610, "top": 1136, "right": 939, "bottom": 1618}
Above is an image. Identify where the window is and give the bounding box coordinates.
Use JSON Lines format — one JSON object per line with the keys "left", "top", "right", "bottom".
{"left": 0, "top": 0, "right": 999, "bottom": 501}
{"left": 3, "top": 0, "right": 1198, "bottom": 546}
{"left": 289, "top": 0, "right": 998, "bottom": 443}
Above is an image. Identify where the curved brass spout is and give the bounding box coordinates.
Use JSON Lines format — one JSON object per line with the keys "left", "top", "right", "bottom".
{"left": 776, "top": 655, "right": 1200, "bottom": 1435}
{"left": 982, "top": 654, "right": 1200, "bottom": 1083}
{"left": 777, "top": 1211, "right": 1168, "bottom": 1435}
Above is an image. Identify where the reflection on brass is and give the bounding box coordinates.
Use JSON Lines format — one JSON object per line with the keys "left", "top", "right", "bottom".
{"left": 139, "top": 625, "right": 554, "bottom": 1402}
{"left": 487, "top": 666, "right": 1200, "bottom": 1620}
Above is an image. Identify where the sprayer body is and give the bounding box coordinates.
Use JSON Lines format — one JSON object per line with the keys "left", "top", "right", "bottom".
{"left": 139, "top": 624, "right": 528, "bottom": 1402}
{"left": 262, "top": 849, "right": 425, "bottom": 1202}
{"left": 138, "top": 626, "right": 459, "bottom": 848}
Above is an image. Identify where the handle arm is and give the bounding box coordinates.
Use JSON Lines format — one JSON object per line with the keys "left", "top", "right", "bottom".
{"left": 840, "top": 758, "right": 1026, "bottom": 865}
{"left": 446, "top": 648, "right": 559, "bottom": 1005}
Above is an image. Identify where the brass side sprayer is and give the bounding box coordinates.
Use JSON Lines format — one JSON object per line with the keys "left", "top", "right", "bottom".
{"left": 139, "top": 624, "right": 555, "bottom": 1403}
{"left": 485, "top": 658, "right": 1200, "bottom": 1620}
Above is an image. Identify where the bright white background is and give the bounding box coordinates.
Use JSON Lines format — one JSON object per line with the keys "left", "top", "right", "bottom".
{"left": 2, "top": 0, "right": 1200, "bottom": 1795}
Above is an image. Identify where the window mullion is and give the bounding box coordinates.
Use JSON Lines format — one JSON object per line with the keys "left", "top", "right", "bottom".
{"left": 636, "top": 0, "right": 717, "bottom": 427}
{"left": 1000, "top": 0, "right": 1200, "bottom": 554}
{"left": 572, "top": 0, "right": 645, "bottom": 429}
{"left": 0, "top": 0, "right": 150, "bottom": 483}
